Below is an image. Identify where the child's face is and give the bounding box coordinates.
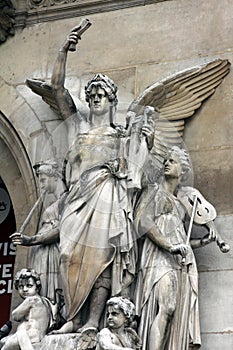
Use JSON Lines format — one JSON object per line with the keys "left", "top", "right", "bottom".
{"left": 18, "top": 277, "right": 38, "bottom": 299}
{"left": 106, "top": 305, "right": 126, "bottom": 330}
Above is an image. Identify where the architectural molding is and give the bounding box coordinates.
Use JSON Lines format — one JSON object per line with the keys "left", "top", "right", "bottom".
{"left": 15, "top": 0, "right": 169, "bottom": 27}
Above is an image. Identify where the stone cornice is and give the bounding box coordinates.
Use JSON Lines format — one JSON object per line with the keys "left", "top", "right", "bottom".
{"left": 15, "top": 0, "right": 169, "bottom": 27}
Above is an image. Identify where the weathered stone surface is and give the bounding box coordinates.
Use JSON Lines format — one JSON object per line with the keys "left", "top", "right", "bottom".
{"left": 0, "top": 23, "right": 50, "bottom": 84}
{"left": 0, "top": 81, "right": 25, "bottom": 119}
{"left": 35, "top": 334, "right": 81, "bottom": 350}
{"left": 190, "top": 148, "right": 233, "bottom": 215}
{"left": 199, "top": 270, "right": 233, "bottom": 333}
{"left": 201, "top": 333, "right": 233, "bottom": 350}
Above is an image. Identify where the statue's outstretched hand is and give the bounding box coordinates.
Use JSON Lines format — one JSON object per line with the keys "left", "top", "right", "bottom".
{"left": 10, "top": 232, "right": 32, "bottom": 246}
{"left": 206, "top": 221, "right": 217, "bottom": 242}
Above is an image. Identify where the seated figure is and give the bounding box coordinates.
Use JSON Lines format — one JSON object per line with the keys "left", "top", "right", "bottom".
{"left": 1, "top": 269, "right": 56, "bottom": 350}
{"left": 96, "top": 297, "right": 141, "bottom": 350}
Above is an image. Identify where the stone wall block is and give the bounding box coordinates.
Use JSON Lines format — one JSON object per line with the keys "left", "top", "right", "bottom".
{"left": 43, "top": 1, "right": 233, "bottom": 73}
{"left": 0, "top": 23, "right": 50, "bottom": 83}
{"left": 190, "top": 148, "right": 233, "bottom": 215}
{"left": 200, "top": 333, "right": 233, "bottom": 350}
{"left": 199, "top": 270, "right": 233, "bottom": 333}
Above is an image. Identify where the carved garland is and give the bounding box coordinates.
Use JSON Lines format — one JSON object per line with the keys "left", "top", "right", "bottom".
{"left": 0, "top": 0, "right": 15, "bottom": 44}
{"left": 28, "top": 0, "right": 71, "bottom": 9}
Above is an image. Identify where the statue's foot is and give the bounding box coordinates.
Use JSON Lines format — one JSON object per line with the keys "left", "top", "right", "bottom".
{"left": 49, "top": 320, "right": 73, "bottom": 334}
{"left": 77, "top": 322, "right": 98, "bottom": 334}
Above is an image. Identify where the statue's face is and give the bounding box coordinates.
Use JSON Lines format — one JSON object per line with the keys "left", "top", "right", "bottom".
{"left": 106, "top": 305, "right": 126, "bottom": 330}
{"left": 164, "top": 153, "right": 183, "bottom": 179}
{"left": 18, "top": 277, "right": 38, "bottom": 299}
{"left": 38, "top": 173, "right": 55, "bottom": 194}
{"left": 89, "top": 86, "right": 110, "bottom": 116}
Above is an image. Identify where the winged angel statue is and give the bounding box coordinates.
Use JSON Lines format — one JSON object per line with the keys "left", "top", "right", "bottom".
{"left": 24, "top": 19, "right": 230, "bottom": 349}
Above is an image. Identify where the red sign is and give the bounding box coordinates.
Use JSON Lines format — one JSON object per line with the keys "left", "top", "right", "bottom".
{"left": 0, "top": 177, "right": 16, "bottom": 327}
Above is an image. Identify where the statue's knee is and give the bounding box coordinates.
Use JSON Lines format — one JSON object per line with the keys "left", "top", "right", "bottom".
{"left": 160, "top": 299, "right": 176, "bottom": 319}
{"left": 166, "top": 300, "right": 176, "bottom": 318}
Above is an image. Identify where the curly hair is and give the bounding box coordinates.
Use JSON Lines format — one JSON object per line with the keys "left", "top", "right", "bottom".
{"left": 14, "top": 269, "right": 42, "bottom": 293}
{"left": 85, "top": 73, "right": 118, "bottom": 107}
{"left": 107, "top": 297, "right": 135, "bottom": 322}
{"left": 165, "top": 146, "right": 192, "bottom": 182}
{"left": 33, "top": 160, "right": 62, "bottom": 179}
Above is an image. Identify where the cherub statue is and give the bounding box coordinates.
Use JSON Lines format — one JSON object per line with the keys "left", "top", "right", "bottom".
{"left": 96, "top": 297, "right": 141, "bottom": 350}
{"left": 25, "top": 18, "right": 230, "bottom": 341}
{"left": 0, "top": 269, "right": 56, "bottom": 350}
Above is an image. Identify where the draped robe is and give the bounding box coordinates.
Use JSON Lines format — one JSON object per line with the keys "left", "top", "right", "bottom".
{"left": 59, "top": 125, "right": 136, "bottom": 321}
{"left": 135, "top": 184, "right": 201, "bottom": 350}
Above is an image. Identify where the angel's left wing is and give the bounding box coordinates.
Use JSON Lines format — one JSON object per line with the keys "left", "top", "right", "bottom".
{"left": 26, "top": 78, "right": 77, "bottom": 118}
{"left": 128, "top": 59, "right": 230, "bottom": 164}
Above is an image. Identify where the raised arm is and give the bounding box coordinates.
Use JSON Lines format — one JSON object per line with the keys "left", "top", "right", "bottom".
{"left": 51, "top": 29, "right": 79, "bottom": 120}
{"left": 51, "top": 20, "right": 92, "bottom": 120}
{"left": 12, "top": 297, "right": 37, "bottom": 322}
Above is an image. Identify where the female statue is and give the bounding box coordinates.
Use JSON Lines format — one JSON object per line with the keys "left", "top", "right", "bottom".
{"left": 134, "top": 146, "right": 218, "bottom": 350}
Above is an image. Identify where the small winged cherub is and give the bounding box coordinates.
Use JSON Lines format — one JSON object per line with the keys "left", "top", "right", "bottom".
{"left": 25, "top": 19, "right": 230, "bottom": 338}
{"left": 97, "top": 297, "right": 141, "bottom": 350}
{"left": 0, "top": 269, "right": 57, "bottom": 350}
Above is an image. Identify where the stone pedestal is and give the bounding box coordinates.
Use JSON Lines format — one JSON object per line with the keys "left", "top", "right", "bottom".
{"left": 34, "top": 330, "right": 97, "bottom": 350}
{"left": 34, "top": 334, "right": 80, "bottom": 350}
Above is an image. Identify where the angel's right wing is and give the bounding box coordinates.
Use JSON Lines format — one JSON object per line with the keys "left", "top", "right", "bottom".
{"left": 26, "top": 78, "right": 77, "bottom": 119}
{"left": 128, "top": 59, "right": 230, "bottom": 166}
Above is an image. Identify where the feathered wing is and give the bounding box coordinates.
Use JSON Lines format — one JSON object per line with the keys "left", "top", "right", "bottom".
{"left": 26, "top": 78, "right": 77, "bottom": 118}
{"left": 128, "top": 59, "right": 230, "bottom": 166}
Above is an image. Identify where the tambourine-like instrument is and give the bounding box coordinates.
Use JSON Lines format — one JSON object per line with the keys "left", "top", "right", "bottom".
{"left": 177, "top": 187, "right": 230, "bottom": 253}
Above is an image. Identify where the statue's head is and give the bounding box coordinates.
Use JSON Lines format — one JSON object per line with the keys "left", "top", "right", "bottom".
{"left": 33, "top": 160, "right": 62, "bottom": 178}
{"left": 14, "top": 269, "right": 42, "bottom": 298}
{"left": 164, "top": 146, "right": 191, "bottom": 182}
{"left": 85, "top": 73, "right": 118, "bottom": 108}
{"left": 33, "top": 160, "right": 62, "bottom": 194}
{"left": 106, "top": 296, "right": 135, "bottom": 325}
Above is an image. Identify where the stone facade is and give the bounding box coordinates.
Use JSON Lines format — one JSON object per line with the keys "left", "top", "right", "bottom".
{"left": 0, "top": 0, "right": 233, "bottom": 348}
